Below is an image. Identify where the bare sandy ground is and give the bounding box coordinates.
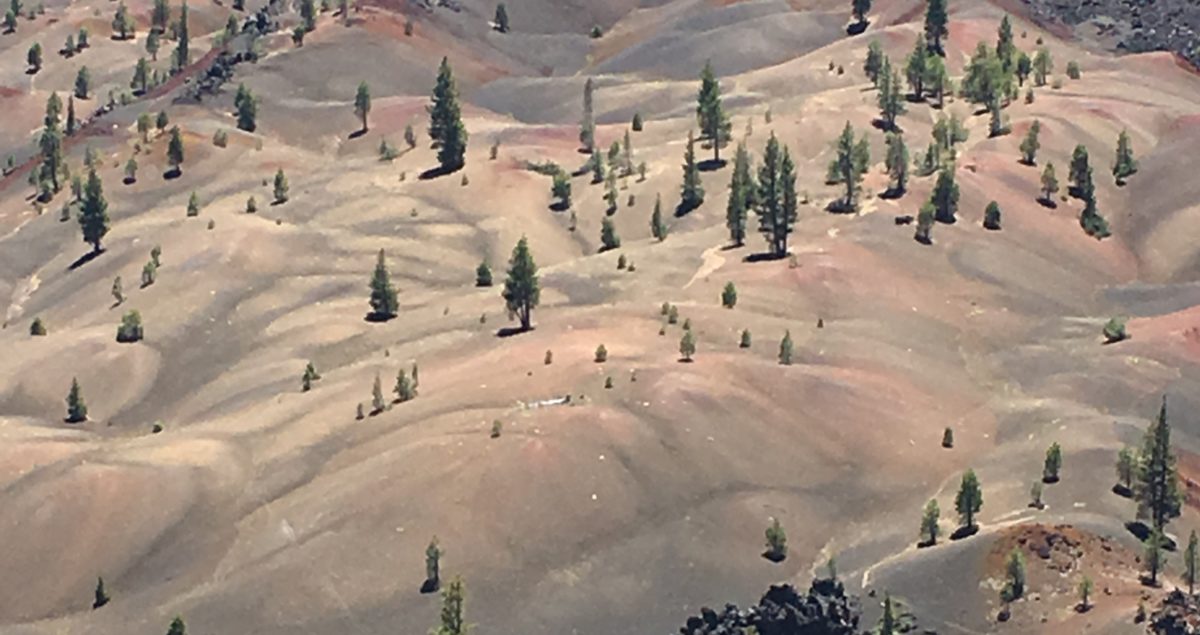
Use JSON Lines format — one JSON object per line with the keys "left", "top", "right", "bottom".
{"left": 2, "top": 1, "right": 1200, "bottom": 634}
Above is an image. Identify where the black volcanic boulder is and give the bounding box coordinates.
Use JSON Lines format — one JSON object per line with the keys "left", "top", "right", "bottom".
{"left": 677, "top": 578, "right": 862, "bottom": 635}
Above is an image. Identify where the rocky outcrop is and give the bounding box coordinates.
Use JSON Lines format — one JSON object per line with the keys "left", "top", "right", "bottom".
{"left": 1150, "top": 589, "right": 1200, "bottom": 635}
{"left": 1022, "top": 0, "right": 1200, "bottom": 68}
{"left": 676, "top": 578, "right": 862, "bottom": 635}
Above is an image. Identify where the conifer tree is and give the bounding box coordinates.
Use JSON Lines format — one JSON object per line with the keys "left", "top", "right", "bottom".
{"left": 604, "top": 168, "right": 618, "bottom": 214}
{"left": 79, "top": 169, "right": 109, "bottom": 253}
{"left": 739, "top": 329, "right": 751, "bottom": 348}
{"left": 1003, "top": 548, "right": 1026, "bottom": 600}
{"left": 1113, "top": 129, "right": 1138, "bottom": 185}
{"left": 679, "top": 329, "right": 695, "bottom": 362}
{"left": 475, "top": 260, "right": 492, "bottom": 286}
{"left": 920, "top": 499, "right": 940, "bottom": 545}
{"left": 425, "top": 537, "right": 442, "bottom": 590}
{"left": 112, "top": 277, "right": 124, "bottom": 305}
{"left": 151, "top": 0, "right": 169, "bottom": 31}
{"left": 502, "top": 236, "right": 539, "bottom": 331}
{"left": 884, "top": 131, "right": 908, "bottom": 196}
{"left": 721, "top": 282, "right": 737, "bottom": 308}
{"left": 726, "top": 142, "right": 753, "bottom": 246}
{"left": 1032, "top": 47, "right": 1052, "bottom": 86}
{"left": 66, "top": 377, "right": 88, "bottom": 422}
{"left": 851, "top": 0, "right": 870, "bottom": 28}
{"left": 864, "top": 39, "right": 884, "bottom": 85}
{"left": 186, "top": 191, "right": 200, "bottom": 217}
{"left": 905, "top": 34, "right": 928, "bottom": 98}
{"left": 996, "top": 15, "right": 1016, "bottom": 71}
{"left": 235, "top": 83, "right": 257, "bottom": 132}
{"left": 146, "top": 28, "right": 160, "bottom": 59}
{"left": 394, "top": 369, "right": 415, "bottom": 402}
{"left": 983, "top": 201, "right": 1001, "bottom": 230}
{"left": 273, "top": 169, "right": 288, "bottom": 204}
{"left": 167, "top": 126, "right": 185, "bottom": 175}
{"left": 877, "top": 58, "right": 905, "bottom": 131}
{"left": 924, "top": 0, "right": 948, "bottom": 54}
{"left": 954, "top": 469, "right": 983, "bottom": 531}
{"left": 112, "top": 0, "right": 134, "bottom": 38}
{"left": 173, "top": 1, "right": 189, "bottom": 71}
{"left": 650, "top": 194, "right": 668, "bottom": 241}
{"left": 3, "top": 8, "right": 16, "bottom": 32}
{"left": 678, "top": 129, "right": 704, "bottom": 214}
{"left": 599, "top": 217, "right": 620, "bottom": 251}
{"left": 924, "top": 54, "right": 950, "bottom": 107}
{"left": 1069, "top": 144, "right": 1091, "bottom": 195}
{"left": 551, "top": 171, "right": 571, "bottom": 209}
{"left": 431, "top": 576, "right": 467, "bottom": 635}
{"left": 778, "top": 330, "right": 793, "bottom": 365}
{"left": 1146, "top": 528, "right": 1167, "bottom": 587}
{"left": 371, "top": 373, "right": 385, "bottom": 413}
{"left": 879, "top": 593, "right": 895, "bottom": 635}
{"left": 1043, "top": 442, "right": 1063, "bottom": 483}
{"left": 39, "top": 96, "right": 64, "bottom": 193}
{"left": 696, "top": 61, "right": 731, "bottom": 163}
{"left": 1020, "top": 120, "right": 1040, "bottom": 165}
{"left": 1186, "top": 530, "right": 1198, "bottom": 595}
{"left": 66, "top": 96, "right": 76, "bottom": 135}
{"left": 166, "top": 616, "right": 186, "bottom": 635}
{"left": 93, "top": 577, "right": 110, "bottom": 609}
{"left": 764, "top": 517, "right": 786, "bottom": 561}
{"left": 962, "top": 43, "right": 1008, "bottom": 107}
{"left": 493, "top": 3, "right": 509, "bottom": 33}
{"left": 354, "top": 81, "right": 371, "bottom": 132}
{"left": 300, "top": 0, "right": 315, "bottom": 31}
{"left": 930, "top": 165, "right": 959, "bottom": 223}
{"left": 27, "top": 42, "right": 42, "bottom": 73}
{"left": 301, "top": 362, "right": 319, "bottom": 392}
{"left": 116, "top": 310, "right": 144, "bottom": 343}
{"left": 132, "top": 57, "right": 150, "bottom": 94}
{"left": 428, "top": 57, "right": 468, "bottom": 172}
{"left": 832, "top": 122, "right": 868, "bottom": 210}
{"left": 1016, "top": 51, "right": 1032, "bottom": 86}
{"left": 74, "top": 66, "right": 91, "bottom": 100}
{"left": 368, "top": 249, "right": 398, "bottom": 321}
{"left": 1040, "top": 162, "right": 1059, "bottom": 204}
{"left": 579, "top": 77, "right": 595, "bottom": 153}
{"left": 1136, "top": 396, "right": 1182, "bottom": 532}
{"left": 755, "top": 133, "right": 797, "bottom": 257}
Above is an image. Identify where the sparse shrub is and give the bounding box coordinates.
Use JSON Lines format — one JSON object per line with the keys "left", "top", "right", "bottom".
{"left": 1066, "top": 60, "right": 1081, "bottom": 79}
{"left": 660, "top": 302, "right": 670, "bottom": 316}
{"left": 246, "top": 196, "right": 257, "bottom": 213}
{"left": 116, "top": 310, "right": 144, "bottom": 342}
{"left": 394, "top": 369, "right": 416, "bottom": 402}
{"left": 616, "top": 254, "right": 627, "bottom": 270}
{"left": 667, "top": 305, "right": 678, "bottom": 324}
{"left": 212, "top": 129, "right": 228, "bottom": 147}
{"left": 594, "top": 344, "right": 608, "bottom": 363}
{"left": 1078, "top": 576, "right": 1093, "bottom": 612}
{"left": 141, "top": 260, "right": 158, "bottom": 287}
{"left": 920, "top": 499, "right": 940, "bottom": 546}
{"left": 186, "top": 191, "right": 200, "bottom": 216}
{"left": 764, "top": 517, "right": 787, "bottom": 562}
{"left": 544, "top": 350, "right": 553, "bottom": 365}
{"left": 404, "top": 17, "right": 412, "bottom": 36}
{"left": 1103, "top": 317, "right": 1128, "bottom": 343}
{"left": 1001, "top": 548, "right": 1026, "bottom": 601}
{"left": 489, "top": 139, "right": 499, "bottom": 160}
{"left": 379, "top": 139, "right": 399, "bottom": 161}
{"left": 1025, "top": 88, "right": 1034, "bottom": 104}
{"left": 273, "top": 169, "right": 289, "bottom": 203}
{"left": 207, "top": 219, "right": 215, "bottom": 230}
{"left": 30, "top": 317, "right": 47, "bottom": 336}
{"left": 632, "top": 112, "right": 643, "bottom": 132}
{"left": 942, "top": 427, "right": 954, "bottom": 448}
{"left": 301, "top": 362, "right": 320, "bottom": 392}
{"left": 490, "top": 420, "right": 502, "bottom": 438}
{"left": 604, "top": 376, "right": 613, "bottom": 389}
{"left": 682, "top": 318, "right": 691, "bottom": 331}
{"left": 739, "top": 329, "right": 751, "bottom": 348}
{"left": 721, "top": 282, "right": 737, "bottom": 309}
{"left": 460, "top": 174, "right": 469, "bottom": 187}
{"left": 983, "top": 201, "right": 1001, "bottom": 230}
{"left": 112, "top": 276, "right": 124, "bottom": 305}
{"left": 589, "top": 25, "right": 602, "bottom": 38}
{"left": 356, "top": 403, "right": 364, "bottom": 420}
{"left": 1051, "top": 77, "right": 1063, "bottom": 90}
{"left": 1043, "top": 442, "right": 1062, "bottom": 483}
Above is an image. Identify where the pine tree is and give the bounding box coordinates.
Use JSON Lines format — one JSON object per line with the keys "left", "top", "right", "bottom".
{"left": 166, "top": 616, "right": 186, "bottom": 635}
{"left": 30, "top": 316, "right": 47, "bottom": 336}
{"left": 764, "top": 517, "right": 787, "bottom": 561}
{"left": 1146, "top": 528, "right": 1167, "bottom": 587}
{"left": 1116, "top": 446, "right": 1135, "bottom": 493}
{"left": 1003, "top": 548, "right": 1026, "bottom": 600}
{"left": 851, "top": 0, "right": 871, "bottom": 27}
{"left": 877, "top": 58, "right": 906, "bottom": 131}
{"left": 622, "top": 128, "right": 633, "bottom": 176}
{"left": 132, "top": 57, "right": 150, "bottom": 94}
{"left": 755, "top": 133, "right": 798, "bottom": 257}
{"left": 116, "top": 310, "right": 144, "bottom": 343}
{"left": 1186, "top": 530, "right": 1198, "bottom": 595}
{"left": 930, "top": 165, "right": 959, "bottom": 223}
{"left": 987, "top": 95, "right": 1008, "bottom": 137}
{"left": 167, "top": 126, "right": 185, "bottom": 175}
{"left": 679, "top": 329, "right": 696, "bottom": 362}
{"left": 1032, "top": 47, "right": 1052, "bottom": 86}
{"left": 832, "top": 122, "right": 868, "bottom": 210}
{"left": 66, "top": 95, "right": 76, "bottom": 135}
{"left": 1020, "top": 120, "right": 1040, "bottom": 165}
{"left": 368, "top": 249, "right": 398, "bottom": 321}
{"left": 1016, "top": 51, "right": 1032, "bottom": 86}
{"left": 39, "top": 97, "right": 64, "bottom": 193}
{"left": 924, "top": 0, "right": 948, "bottom": 54}
{"left": 962, "top": 43, "right": 1008, "bottom": 107}
{"left": 983, "top": 201, "right": 1001, "bottom": 230}
{"left": 1113, "top": 129, "right": 1138, "bottom": 185}
{"left": 739, "top": 329, "right": 751, "bottom": 348}
{"left": 79, "top": 169, "right": 109, "bottom": 254}
{"left": 726, "top": 142, "right": 754, "bottom": 246}
{"left": 27, "top": 42, "right": 42, "bottom": 73}
{"left": 93, "top": 576, "right": 110, "bottom": 609}
{"left": 475, "top": 260, "right": 492, "bottom": 286}
{"left": 954, "top": 469, "right": 983, "bottom": 531}
{"left": 864, "top": 40, "right": 883, "bottom": 85}
{"left": 3, "top": 8, "right": 16, "bottom": 32}
{"left": 778, "top": 330, "right": 793, "bottom": 365}
{"left": 300, "top": 0, "right": 315, "bottom": 31}
{"left": 924, "top": 55, "right": 950, "bottom": 107}
{"left": 996, "top": 15, "right": 1016, "bottom": 71}
{"left": 123, "top": 155, "right": 137, "bottom": 182}
{"left": 235, "top": 83, "right": 257, "bottom": 132}
{"left": 1043, "top": 442, "right": 1062, "bottom": 483}
{"left": 599, "top": 217, "right": 620, "bottom": 251}
{"left": 579, "top": 77, "right": 595, "bottom": 153}
{"left": 112, "top": 0, "right": 134, "bottom": 38}
{"left": 112, "top": 276, "right": 124, "bottom": 305}
{"left": 431, "top": 576, "right": 467, "bottom": 635}
{"left": 301, "top": 362, "right": 319, "bottom": 392}
{"left": 151, "top": 0, "right": 169, "bottom": 31}
{"left": 551, "top": 171, "right": 571, "bottom": 209}
{"left": 604, "top": 168, "right": 618, "bottom": 214}
{"left": 394, "top": 369, "right": 415, "bottom": 402}
{"left": 146, "top": 28, "right": 160, "bottom": 60}
{"left": 354, "top": 81, "right": 371, "bottom": 132}
{"left": 905, "top": 34, "right": 928, "bottom": 98}
{"left": 1040, "top": 162, "right": 1059, "bottom": 204}
{"left": 920, "top": 498, "right": 940, "bottom": 545}
{"left": 696, "top": 61, "right": 731, "bottom": 163}
{"left": 425, "top": 537, "right": 442, "bottom": 590}
{"left": 273, "top": 169, "right": 289, "bottom": 204}
{"left": 502, "top": 236, "right": 539, "bottom": 331}
{"left": 1078, "top": 576, "right": 1093, "bottom": 611}
{"left": 1135, "top": 396, "right": 1183, "bottom": 532}
{"left": 371, "top": 372, "right": 385, "bottom": 413}
{"left": 650, "top": 194, "right": 668, "bottom": 241}
{"left": 74, "top": 66, "right": 91, "bottom": 100}
{"left": 428, "top": 57, "right": 468, "bottom": 172}
{"left": 66, "top": 377, "right": 88, "bottom": 422}
{"left": 173, "top": 1, "right": 189, "bottom": 71}
{"left": 493, "top": 3, "right": 509, "bottom": 33}
{"left": 884, "top": 131, "right": 908, "bottom": 196}
{"left": 679, "top": 129, "right": 704, "bottom": 214}
{"left": 879, "top": 593, "right": 895, "bottom": 635}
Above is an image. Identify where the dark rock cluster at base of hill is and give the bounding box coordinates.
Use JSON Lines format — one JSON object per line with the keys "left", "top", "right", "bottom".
{"left": 1150, "top": 589, "right": 1200, "bottom": 635}
{"left": 1022, "top": 0, "right": 1200, "bottom": 68}
{"left": 676, "top": 578, "right": 862, "bottom": 635}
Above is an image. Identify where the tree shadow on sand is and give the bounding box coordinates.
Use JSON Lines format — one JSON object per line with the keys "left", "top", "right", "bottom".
{"left": 68, "top": 249, "right": 105, "bottom": 271}
{"left": 496, "top": 326, "right": 534, "bottom": 338}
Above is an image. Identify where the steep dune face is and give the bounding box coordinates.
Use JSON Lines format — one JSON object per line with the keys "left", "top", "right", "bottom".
{"left": 3, "top": 0, "right": 1200, "bottom": 634}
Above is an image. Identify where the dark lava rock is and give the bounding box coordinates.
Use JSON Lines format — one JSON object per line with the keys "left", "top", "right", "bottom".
{"left": 676, "top": 578, "right": 862, "bottom": 635}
